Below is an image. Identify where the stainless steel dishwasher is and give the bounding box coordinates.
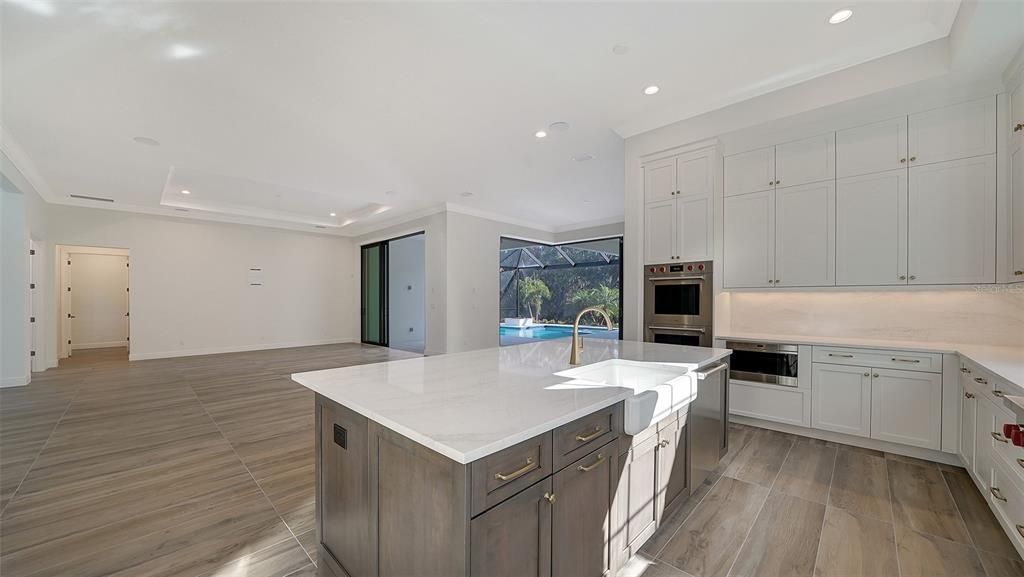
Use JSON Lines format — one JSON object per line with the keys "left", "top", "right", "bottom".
{"left": 689, "top": 360, "right": 729, "bottom": 492}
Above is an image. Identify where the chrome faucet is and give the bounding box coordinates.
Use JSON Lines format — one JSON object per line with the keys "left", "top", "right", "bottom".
{"left": 569, "top": 307, "right": 615, "bottom": 365}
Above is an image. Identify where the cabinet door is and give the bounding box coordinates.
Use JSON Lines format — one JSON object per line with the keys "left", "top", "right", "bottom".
{"left": 553, "top": 448, "right": 615, "bottom": 577}
{"left": 470, "top": 477, "right": 553, "bottom": 577}
{"left": 725, "top": 147, "right": 775, "bottom": 197}
{"left": 774, "top": 181, "right": 835, "bottom": 287}
{"left": 835, "top": 169, "right": 908, "bottom": 286}
{"left": 960, "top": 385, "right": 977, "bottom": 471}
{"left": 775, "top": 132, "right": 835, "bottom": 188}
{"left": 657, "top": 419, "right": 688, "bottom": 516}
{"left": 908, "top": 97, "right": 996, "bottom": 166}
{"left": 975, "top": 394, "right": 999, "bottom": 483}
{"left": 1011, "top": 76, "right": 1024, "bottom": 281}
{"left": 677, "top": 194, "right": 712, "bottom": 261}
{"left": 645, "top": 199, "right": 677, "bottom": 264}
{"left": 811, "top": 363, "right": 871, "bottom": 438}
{"left": 319, "top": 402, "right": 372, "bottom": 577}
{"left": 723, "top": 190, "right": 774, "bottom": 288}
{"left": 836, "top": 116, "right": 908, "bottom": 178}
{"left": 908, "top": 155, "right": 997, "bottom": 284}
{"left": 644, "top": 157, "right": 678, "bottom": 203}
{"left": 677, "top": 148, "right": 714, "bottom": 198}
{"left": 870, "top": 368, "right": 942, "bottom": 450}
{"left": 612, "top": 436, "right": 658, "bottom": 564}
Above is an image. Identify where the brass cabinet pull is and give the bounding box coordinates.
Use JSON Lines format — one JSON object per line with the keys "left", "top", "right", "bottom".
{"left": 494, "top": 457, "right": 536, "bottom": 481}
{"left": 994, "top": 390, "right": 1006, "bottom": 398}
{"left": 991, "top": 487, "right": 1008, "bottom": 502}
{"left": 960, "top": 366, "right": 970, "bottom": 373}
{"left": 828, "top": 353, "right": 854, "bottom": 358}
{"left": 891, "top": 358, "right": 921, "bottom": 363}
{"left": 1016, "top": 458, "right": 1024, "bottom": 469}
{"left": 575, "top": 427, "right": 604, "bottom": 443}
{"left": 992, "top": 432, "right": 1009, "bottom": 443}
{"left": 1015, "top": 270, "right": 1024, "bottom": 276}
{"left": 974, "top": 377, "right": 988, "bottom": 385}
{"left": 543, "top": 492, "right": 556, "bottom": 504}
{"left": 577, "top": 453, "right": 606, "bottom": 473}
{"left": 900, "top": 158, "right": 907, "bottom": 163}
{"left": 909, "top": 156, "right": 917, "bottom": 162}
{"left": 964, "top": 392, "right": 975, "bottom": 399}
{"left": 659, "top": 439, "right": 670, "bottom": 448}
{"left": 1014, "top": 123, "right": 1024, "bottom": 132}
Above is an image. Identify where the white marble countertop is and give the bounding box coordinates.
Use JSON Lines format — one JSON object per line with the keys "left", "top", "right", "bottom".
{"left": 292, "top": 339, "right": 731, "bottom": 464}
{"left": 719, "top": 332, "right": 1024, "bottom": 411}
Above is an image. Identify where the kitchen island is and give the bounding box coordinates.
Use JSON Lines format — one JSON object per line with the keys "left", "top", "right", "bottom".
{"left": 292, "top": 338, "right": 731, "bottom": 577}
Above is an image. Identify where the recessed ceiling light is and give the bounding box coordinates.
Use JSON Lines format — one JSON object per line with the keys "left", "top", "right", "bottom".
{"left": 828, "top": 9, "right": 853, "bottom": 24}
{"left": 535, "top": 130, "right": 547, "bottom": 138}
{"left": 168, "top": 44, "right": 203, "bottom": 60}
{"left": 548, "top": 122, "right": 570, "bottom": 133}
{"left": 460, "top": 192, "right": 474, "bottom": 197}
{"left": 329, "top": 212, "right": 336, "bottom": 217}
{"left": 573, "top": 153, "right": 594, "bottom": 162}
{"left": 180, "top": 189, "right": 191, "bottom": 195}
{"left": 133, "top": 136, "right": 160, "bottom": 146}
{"left": 643, "top": 85, "right": 660, "bottom": 96}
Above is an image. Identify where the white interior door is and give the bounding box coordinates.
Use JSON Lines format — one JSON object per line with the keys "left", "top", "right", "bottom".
{"left": 69, "top": 253, "right": 130, "bottom": 350}
{"left": 836, "top": 116, "right": 908, "bottom": 178}
{"left": 676, "top": 194, "right": 711, "bottom": 261}
{"left": 644, "top": 157, "right": 677, "bottom": 203}
{"left": 908, "top": 97, "right": 996, "bottom": 167}
{"left": 811, "top": 363, "right": 872, "bottom": 437}
{"left": 908, "top": 155, "right": 997, "bottom": 284}
{"left": 774, "top": 181, "right": 835, "bottom": 287}
{"left": 774, "top": 132, "right": 835, "bottom": 188}
{"left": 723, "top": 190, "right": 774, "bottom": 288}
{"left": 835, "top": 169, "right": 908, "bottom": 286}
{"left": 870, "top": 368, "right": 942, "bottom": 450}
{"left": 724, "top": 147, "right": 775, "bottom": 197}
{"left": 645, "top": 199, "right": 676, "bottom": 264}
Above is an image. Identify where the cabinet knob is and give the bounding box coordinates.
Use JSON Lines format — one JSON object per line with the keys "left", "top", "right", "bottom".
{"left": 774, "top": 180, "right": 780, "bottom": 185}
{"left": 1014, "top": 123, "right": 1023, "bottom": 132}
{"left": 909, "top": 275, "right": 916, "bottom": 281}
{"left": 873, "top": 374, "right": 879, "bottom": 378}
{"left": 1015, "top": 270, "right": 1023, "bottom": 276}
{"left": 991, "top": 487, "right": 1008, "bottom": 502}
{"left": 543, "top": 492, "right": 556, "bottom": 504}
{"left": 994, "top": 389, "right": 1006, "bottom": 398}
{"left": 909, "top": 156, "right": 917, "bottom": 162}
{"left": 659, "top": 439, "right": 670, "bottom": 448}
{"left": 768, "top": 181, "right": 773, "bottom": 186}
{"left": 965, "top": 392, "right": 975, "bottom": 399}
{"left": 900, "top": 158, "right": 907, "bottom": 163}
{"left": 768, "top": 279, "right": 774, "bottom": 284}
{"left": 775, "top": 279, "right": 780, "bottom": 284}
{"left": 898, "top": 275, "right": 907, "bottom": 280}
{"left": 863, "top": 372, "right": 870, "bottom": 377}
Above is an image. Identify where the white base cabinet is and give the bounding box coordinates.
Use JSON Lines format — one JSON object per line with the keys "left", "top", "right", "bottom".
{"left": 870, "top": 368, "right": 942, "bottom": 450}
{"left": 811, "top": 364, "right": 871, "bottom": 437}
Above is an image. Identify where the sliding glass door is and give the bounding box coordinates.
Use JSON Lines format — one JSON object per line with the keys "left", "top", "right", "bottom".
{"left": 361, "top": 242, "right": 388, "bottom": 346}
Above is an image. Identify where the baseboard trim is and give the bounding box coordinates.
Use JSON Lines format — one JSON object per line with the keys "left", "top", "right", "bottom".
{"left": 128, "top": 338, "right": 358, "bottom": 361}
{"left": 731, "top": 414, "right": 962, "bottom": 467}
{"left": 72, "top": 341, "right": 128, "bottom": 350}
{"left": 1, "top": 375, "right": 30, "bottom": 388}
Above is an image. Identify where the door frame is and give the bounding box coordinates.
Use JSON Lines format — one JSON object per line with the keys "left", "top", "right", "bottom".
{"left": 58, "top": 245, "right": 131, "bottom": 358}
{"left": 360, "top": 240, "right": 389, "bottom": 346}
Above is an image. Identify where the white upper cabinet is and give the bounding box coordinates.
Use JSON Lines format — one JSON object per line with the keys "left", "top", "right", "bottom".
{"left": 677, "top": 194, "right": 712, "bottom": 262}
{"left": 774, "top": 181, "right": 835, "bottom": 287}
{"left": 724, "top": 190, "right": 774, "bottom": 288}
{"left": 644, "top": 157, "right": 678, "bottom": 203}
{"left": 908, "top": 97, "right": 996, "bottom": 167}
{"left": 836, "top": 116, "right": 908, "bottom": 178}
{"left": 835, "top": 170, "right": 908, "bottom": 286}
{"left": 1011, "top": 75, "right": 1024, "bottom": 281}
{"left": 643, "top": 148, "right": 714, "bottom": 264}
{"left": 724, "top": 147, "right": 775, "bottom": 197}
{"left": 908, "top": 155, "right": 997, "bottom": 284}
{"left": 774, "top": 133, "right": 835, "bottom": 189}
{"left": 644, "top": 200, "right": 676, "bottom": 264}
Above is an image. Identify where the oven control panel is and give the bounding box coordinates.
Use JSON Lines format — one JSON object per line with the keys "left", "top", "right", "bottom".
{"left": 647, "top": 261, "right": 709, "bottom": 275}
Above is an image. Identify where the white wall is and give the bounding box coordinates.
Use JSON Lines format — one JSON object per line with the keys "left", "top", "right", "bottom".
{"left": 67, "top": 252, "right": 130, "bottom": 350}
{"left": 1, "top": 180, "right": 29, "bottom": 386}
{"left": 42, "top": 204, "right": 356, "bottom": 361}
{"left": 387, "top": 234, "right": 425, "bottom": 354}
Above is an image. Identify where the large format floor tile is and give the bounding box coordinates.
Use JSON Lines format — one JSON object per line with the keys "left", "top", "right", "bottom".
{"left": 887, "top": 459, "right": 971, "bottom": 544}
{"left": 828, "top": 447, "right": 892, "bottom": 522}
{"left": 813, "top": 506, "right": 899, "bottom": 577}
{"left": 727, "top": 492, "right": 825, "bottom": 577}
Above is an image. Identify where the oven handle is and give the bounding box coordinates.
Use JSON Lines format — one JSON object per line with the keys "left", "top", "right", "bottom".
{"left": 647, "top": 275, "right": 706, "bottom": 282}
{"left": 648, "top": 326, "right": 706, "bottom": 333}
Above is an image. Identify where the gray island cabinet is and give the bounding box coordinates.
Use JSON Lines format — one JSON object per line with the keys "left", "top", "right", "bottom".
{"left": 293, "top": 339, "right": 731, "bottom": 577}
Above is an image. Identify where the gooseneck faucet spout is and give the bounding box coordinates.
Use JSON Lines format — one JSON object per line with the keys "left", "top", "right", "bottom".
{"left": 569, "top": 307, "right": 615, "bottom": 365}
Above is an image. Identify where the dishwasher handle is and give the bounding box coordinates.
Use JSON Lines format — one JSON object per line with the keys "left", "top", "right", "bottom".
{"left": 696, "top": 362, "right": 729, "bottom": 379}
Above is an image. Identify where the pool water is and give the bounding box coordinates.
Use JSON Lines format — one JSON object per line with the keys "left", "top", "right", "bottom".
{"left": 499, "top": 325, "right": 619, "bottom": 341}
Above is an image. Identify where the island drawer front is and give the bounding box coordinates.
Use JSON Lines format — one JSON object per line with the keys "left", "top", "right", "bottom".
{"left": 812, "top": 346, "right": 943, "bottom": 373}
{"left": 471, "top": 432, "right": 552, "bottom": 517}
{"left": 554, "top": 403, "right": 622, "bottom": 471}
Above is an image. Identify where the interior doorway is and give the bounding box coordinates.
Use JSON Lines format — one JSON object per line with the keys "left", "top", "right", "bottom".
{"left": 360, "top": 232, "right": 425, "bottom": 353}
{"left": 59, "top": 245, "right": 131, "bottom": 358}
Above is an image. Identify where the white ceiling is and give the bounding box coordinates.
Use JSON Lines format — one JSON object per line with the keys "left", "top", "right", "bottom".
{"left": 2, "top": 1, "right": 966, "bottom": 235}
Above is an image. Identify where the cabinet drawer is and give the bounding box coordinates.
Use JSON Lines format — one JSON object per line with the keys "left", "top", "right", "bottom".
{"left": 989, "top": 453, "right": 1024, "bottom": 552}
{"left": 811, "top": 346, "right": 942, "bottom": 373}
{"left": 554, "top": 404, "right": 622, "bottom": 470}
{"left": 964, "top": 363, "right": 1019, "bottom": 408}
{"left": 471, "top": 432, "right": 552, "bottom": 516}
{"left": 987, "top": 404, "right": 1024, "bottom": 492}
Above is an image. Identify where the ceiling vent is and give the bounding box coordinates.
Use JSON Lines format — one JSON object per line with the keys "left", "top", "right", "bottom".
{"left": 69, "top": 194, "right": 114, "bottom": 203}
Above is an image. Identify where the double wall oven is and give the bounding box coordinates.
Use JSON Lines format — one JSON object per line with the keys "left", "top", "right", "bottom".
{"left": 644, "top": 261, "right": 712, "bottom": 347}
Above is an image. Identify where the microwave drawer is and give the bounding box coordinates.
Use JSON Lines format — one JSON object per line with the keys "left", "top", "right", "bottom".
{"left": 811, "top": 346, "right": 942, "bottom": 373}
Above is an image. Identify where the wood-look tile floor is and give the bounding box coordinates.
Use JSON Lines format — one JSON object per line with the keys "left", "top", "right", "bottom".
{"left": 629, "top": 424, "right": 1024, "bottom": 577}
{"left": 0, "top": 345, "right": 418, "bottom": 577}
